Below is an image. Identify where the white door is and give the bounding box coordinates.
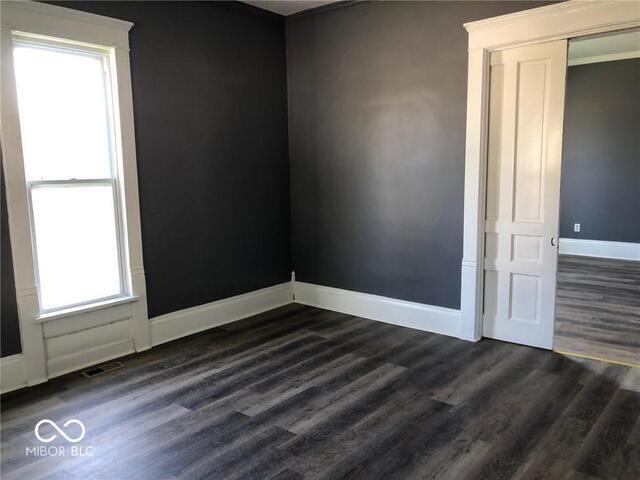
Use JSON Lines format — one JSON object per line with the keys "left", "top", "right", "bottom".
{"left": 482, "top": 41, "right": 567, "bottom": 349}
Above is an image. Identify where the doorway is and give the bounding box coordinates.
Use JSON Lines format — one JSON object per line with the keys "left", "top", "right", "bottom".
{"left": 481, "top": 29, "right": 640, "bottom": 353}
{"left": 552, "top": 30, "right": 640, "bottom": 366}
{"left": 459, "top": 0, "right": 640, "bottom": 348}
{"left": 461, "top": 1, "right": 640, "bottom": 349}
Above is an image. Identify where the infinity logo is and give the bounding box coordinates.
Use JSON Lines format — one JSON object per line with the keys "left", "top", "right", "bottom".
{"left": 34, "top": 419, "right": 86, "bottom": 443}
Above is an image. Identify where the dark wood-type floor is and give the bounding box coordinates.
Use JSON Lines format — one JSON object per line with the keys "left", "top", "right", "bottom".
{"left": 554, "top": 255, "right": 640, "bottom": 366}
{"left": 2, "top": 304, "right": 640, "bottom": 480}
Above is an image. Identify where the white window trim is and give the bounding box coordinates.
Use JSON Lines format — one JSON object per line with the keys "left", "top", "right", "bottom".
{"left": 34, "top": 295, "right": 140, "bottom": 324}
{"left": 1, "top": 1, "right": 149, "bottom": 385}
{"left": 459, "top": 0, "right": 640, "bottom": 342}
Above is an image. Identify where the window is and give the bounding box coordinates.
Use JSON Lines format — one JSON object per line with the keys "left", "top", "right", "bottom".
{"left": 13, "top": 34, "right": 128, "bottom": 313}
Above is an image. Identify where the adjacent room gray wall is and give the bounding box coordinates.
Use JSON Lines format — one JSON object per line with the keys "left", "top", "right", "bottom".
{"left": 560, "top": 58, "right": 640, "bottom": 243}
{"left": 286, "top": 1, "right": 554, "bottom": 309}
{"left": 1, "top": 1, "right": 292, "bottom": 356}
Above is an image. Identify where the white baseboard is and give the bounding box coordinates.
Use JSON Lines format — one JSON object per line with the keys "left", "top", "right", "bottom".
{"left": 559, "top": 238, "right": 640, "bottom": 261}
{"left": 47, "top": 339, "right": 135, "bottom": 379}
{"left": 294, "top": 282, "right": 462, "bottom": 339}
{"left": 0, "top": 354, "right": 28, "bottom": 394}
{"left": 2, "top": 282, "right": 293, "bottom": 393}
{"left": 3, "top": 280, "right": 463, "bottom": 393}
{"left": 149, "top": 282, "right": 294, "bottom": 346}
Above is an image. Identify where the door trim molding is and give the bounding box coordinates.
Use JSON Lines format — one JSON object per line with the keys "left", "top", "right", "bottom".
{"left": 460, "top": 0, "right": 640, "bottom": 341}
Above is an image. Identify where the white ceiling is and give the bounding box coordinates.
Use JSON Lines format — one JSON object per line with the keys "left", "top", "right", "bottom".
{"left": 242, "top": 0, "right": 340, "bottom": 16}
{"left": 569, "top": 29, "right": 640, "bottom": 66}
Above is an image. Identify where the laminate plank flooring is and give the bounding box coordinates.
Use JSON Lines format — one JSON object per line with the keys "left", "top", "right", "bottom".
{"left": 1, "top": 303, "right": 639, "bottom": 479}
{"left": 554, "top": 254, "right": 640, "bottom": 366}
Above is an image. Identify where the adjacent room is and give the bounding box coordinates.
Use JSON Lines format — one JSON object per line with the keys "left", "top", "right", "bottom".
{"left": 553, "top": 30, "right": 640, "bottom": 366}
{"left": 1, "top": 1, "right": 639, "bottom": 479}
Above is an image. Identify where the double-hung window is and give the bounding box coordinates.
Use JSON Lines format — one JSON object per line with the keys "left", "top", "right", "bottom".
{"left": 2, "top": 1, "right": 147, "bottom": 383}
{"left": 12, "top": 34, "right": 128, "bottom": 313}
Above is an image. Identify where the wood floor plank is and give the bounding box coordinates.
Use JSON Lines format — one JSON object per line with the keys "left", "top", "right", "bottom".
{"left": 516, "top": 365, "right": 628, "bottom": 479}
{"left": 573, "top": 388, "right": 640, "bottom": 479}
{"left": 1, "top": 304, "right": 638, "bottom": 480}
{"left": 554, "top": 255, "right": 640, "bottom": 366}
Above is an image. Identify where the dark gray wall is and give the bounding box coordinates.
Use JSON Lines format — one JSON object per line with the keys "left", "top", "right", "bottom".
{"left": 1, "top": 1, "right": 291, "bottom": 355}
{"left": 2, "top": 1, "right": 563, "bottom": 357}
{"left": 560, "top": 58, "right": 640, "bottom": 243}
{"left": 2, "top": 171, "right": 22, "bottom": 357}
{"left": 286, "top": 1, "right": 554, "bottom": 309}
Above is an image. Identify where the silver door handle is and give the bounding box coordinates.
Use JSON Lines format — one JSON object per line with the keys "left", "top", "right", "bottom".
{"left": 551, "top": 237, "right": 556, "bottom": 247}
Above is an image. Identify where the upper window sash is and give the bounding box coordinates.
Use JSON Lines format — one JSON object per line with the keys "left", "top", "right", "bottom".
{"left": 12, "top": 34, "right": 119, "bottom": 183}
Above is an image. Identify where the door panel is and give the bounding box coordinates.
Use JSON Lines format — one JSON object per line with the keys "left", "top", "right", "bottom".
{"left": 483, "top": 41, "right": 567, "bottom": 349}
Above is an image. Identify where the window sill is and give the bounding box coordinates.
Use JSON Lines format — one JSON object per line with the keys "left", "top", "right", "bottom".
{"left": 33, "top": 295, "right": 139, "bottom": 323}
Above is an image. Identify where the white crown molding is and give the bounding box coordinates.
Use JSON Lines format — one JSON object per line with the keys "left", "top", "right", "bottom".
{"left": 568, "top": 50, "right": 640, "bottom": 66}
{"left": 294, "top": 282, "right": 462, "bottom": 339}
{"left": 464, "top": 0, "right": 640, "bottom": 50}
{"left": 242, "top": 0, "right": 339, "bottom": 16}
{"left": 559, "top": 238, "right": 640, "bottom": 261}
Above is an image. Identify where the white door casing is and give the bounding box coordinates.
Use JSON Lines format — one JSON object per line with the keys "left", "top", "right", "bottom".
{"left": 482, "top": 41, "right": 567, "bottom": 349}
{"left": 460, "top": 0, "right": 640, "bottom": 344}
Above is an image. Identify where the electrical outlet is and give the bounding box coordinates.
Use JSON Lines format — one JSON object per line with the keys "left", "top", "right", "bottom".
{"left": 574, "top": 223, "right": 580, "bottom": 232}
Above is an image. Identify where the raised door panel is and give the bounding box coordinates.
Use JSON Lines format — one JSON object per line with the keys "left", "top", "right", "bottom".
{"left": 483, "top": 40, "right": 567, "bottom": 349}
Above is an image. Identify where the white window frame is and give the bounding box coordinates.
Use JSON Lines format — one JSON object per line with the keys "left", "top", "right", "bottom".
{"left": 15, "top": 33, "right": 131, "bottom": 313}
{"left": 1, "top": 1, "right": 150, "bottom": 385}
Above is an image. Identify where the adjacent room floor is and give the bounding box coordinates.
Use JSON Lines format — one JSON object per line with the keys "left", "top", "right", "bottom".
{"left": 2, "top": 304, "right": 639, "bottom": 480}
{"left": 554, "top": 254, "right": 640, "bottom": 367}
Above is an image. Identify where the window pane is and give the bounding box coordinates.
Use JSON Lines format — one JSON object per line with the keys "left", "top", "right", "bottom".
{"left": 31, "top": 185, "right": 122, "bottom": 310}
{"left": 13, "top": 44, "right": 112, "bottom": 180}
